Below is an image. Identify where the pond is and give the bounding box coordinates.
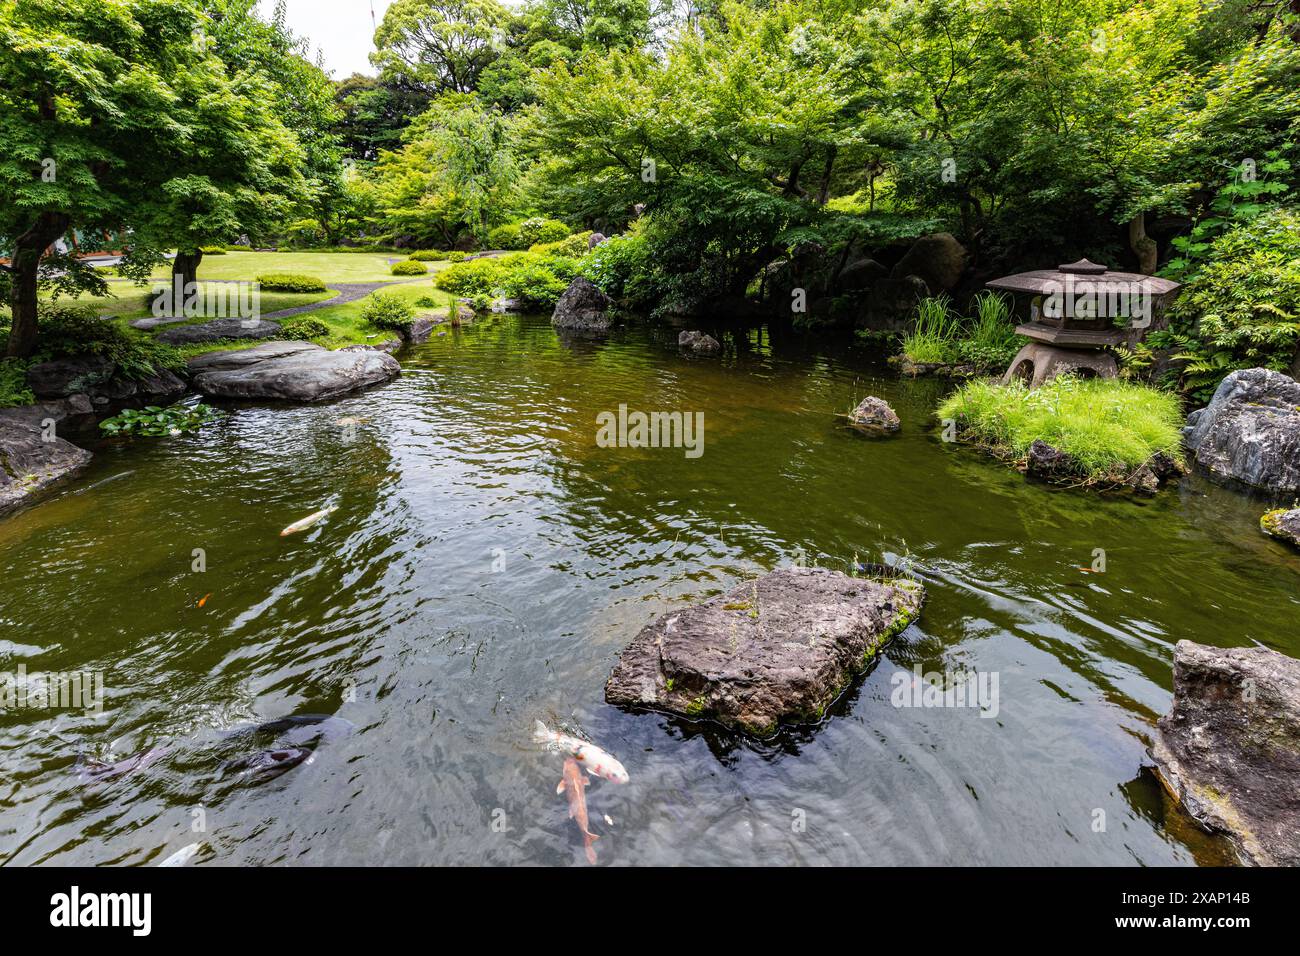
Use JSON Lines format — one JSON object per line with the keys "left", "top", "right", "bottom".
{"left": 2, "top": 314, "right": 1296, "bottom": 866}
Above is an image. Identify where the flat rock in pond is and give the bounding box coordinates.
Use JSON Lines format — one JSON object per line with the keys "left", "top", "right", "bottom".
{"left": 1183, "top": 368, "right": 1300, "bottom": 495}
{"left": 190, "top": 341, "right": 400, "bottom": 402}
{"left": 0, "top": 420, "right": 93, "bottom": 517}
{"left": 605, "top": 566, "right": 924, "bottom": 736}
{"left": 1152, "top": 640, "right": 1300, "bottom": 866}
{"left": 678, "top": 330, "right": 721, "bottom": 354}
{"left": 1261, "top": 508, "right": 1300, "bottom": 549}
{"left": 158, "top": 318, "right": 282, "bottom": 345}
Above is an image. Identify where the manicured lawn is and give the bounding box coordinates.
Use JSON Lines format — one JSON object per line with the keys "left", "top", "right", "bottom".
{"left": 64, "top": 286, "right": 336, "bottom": 321}
{"left": 304, "top": 280, "right": 458, "bottom": 349}
{"left": 145, "top": 250, "right": 426, "bottom": 284}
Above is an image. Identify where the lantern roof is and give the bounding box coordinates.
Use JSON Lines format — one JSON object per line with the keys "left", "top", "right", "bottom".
{"left": 986, "top": 259, "right": 1181, "bottom": 297}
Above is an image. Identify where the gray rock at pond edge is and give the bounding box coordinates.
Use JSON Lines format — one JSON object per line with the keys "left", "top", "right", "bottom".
{"left": 1261, "top": 508, "right": 1300, "bottom": 549}
{"left": 551, "top": 277, "right": 611, "bottom": 333}
{"left": 605, "top": 566, "right": 925, "bottom": 737}
{"left": 404, "top": 317, "right": 435, "bottom": 344}
{"left": 189, "top": 341, "right": 400, "bottom": 402}
{"left": 1183, "top": 368, "right": 1300, "bottom": 495}
{"left": 25, "top": 355, "right": 187, "bottom": 407}
{"left": 589, "top": 232, "right": 608, "bottom": 249}
{"left": 0, "top": 419, "right": 93, "bottom": 517}
{"left": 1152, "top": 640, "right": 1300, "bottom": 866}
{"left": 158, "top": 318, "right": 282, "bottom": 345}
{"left": 848, "top": 396, "right": 900, "bottom": 435}
{"left": 678, "top": 330, "right": 721, "bottom": 354}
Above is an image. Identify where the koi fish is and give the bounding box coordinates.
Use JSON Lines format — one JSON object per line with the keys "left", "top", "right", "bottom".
{"left": 280, "top": 506, "right": 338, "bottom": 537}
{"left": 558, "top": 757, "right": 598, "bottom": 864}
{"left": 159, "top": 842, "right": 204, "bottom": 867}
{"left": 198, "top": 593, "right": 212, "bottom": 608}
{"left": 533, "top": 720, "right": 629, "bottom": 784}
{"left": 76, "top": 746, "right": 170, "bottom": 784}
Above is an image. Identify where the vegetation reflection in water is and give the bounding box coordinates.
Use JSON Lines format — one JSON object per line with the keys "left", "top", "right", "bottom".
{"left": 2, "top": 315, "right": 1296, "bottom": 866}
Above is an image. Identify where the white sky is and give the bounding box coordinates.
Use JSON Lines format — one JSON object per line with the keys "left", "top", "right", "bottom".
{"left": 257, "top": 0, "right": 395, "bottom": 78}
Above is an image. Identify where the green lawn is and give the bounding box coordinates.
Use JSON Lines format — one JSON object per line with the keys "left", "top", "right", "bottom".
{"left": 66, "top": 286, "right": 335, "bottom": 321}
{"left": 144, "top": 250, "right": 417, "bottom": 284}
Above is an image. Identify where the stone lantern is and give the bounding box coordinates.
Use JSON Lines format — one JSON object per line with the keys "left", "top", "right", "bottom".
{"left": 986, "top": 259, "right": 1180, "bottom": 387}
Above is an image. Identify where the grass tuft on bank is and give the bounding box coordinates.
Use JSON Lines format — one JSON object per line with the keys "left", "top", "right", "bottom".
{"left": 937, "top": 376, "right": 1185, "bottom": 478}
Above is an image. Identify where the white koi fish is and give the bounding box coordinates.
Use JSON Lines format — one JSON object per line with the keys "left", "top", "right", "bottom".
{"left": 159, "top": 842, "right": 204, "bottom": 867}
{"left": 534, "top": 720, "right": 629, "bottom": 784}
{"left": 280, "top": 506, "right": 338, "bottom": 537}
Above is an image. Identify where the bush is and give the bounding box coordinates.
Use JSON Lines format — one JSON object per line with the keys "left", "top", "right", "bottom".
{"left": 517, "top": 218, "right": 570, "bottom": 247}
{"left": 0, "top": 305, "right": 184, "bottom": 381}
{"left": 487, "top": 223, "right": 522, "bottom": 249}
{"left": 413, "top": 295, "right": 440, "bottom": 308}
{"left": 437, "top": 252, "right": 578, "bottom": 310}
{"left": 530, "top": 231, "right": 592, "bottom": 257}
{"left": 226, "top": 243, "right": 253, "bottom": 252}
{"left": 390, "top": 260, "right": 429, "bottom": 276}
{"left": 409, "top": 250, "right": 449, "bottom": 261}
{"left": 446, "top": 251, "right": 467, "bottom": 262}
{"left": 0, "top": 357, "right": 34, "bottom": 408}
{"left": 937, "top": 376, "right": 1184, "bottom": 479}
{"left": 199, "top": 246, "right": 227, "bottom": 255}
{"left": 580, "top": 230, "right": 652, "bottom": 302}
{"left": 360, "top": 292, "right": 415, "bottom": 333}
{"left": 257, "top": 273, "right": 328, "bottom": 293}
{"left": 435, "top": 258, "right": 502, "bottom": 297}
{"left": 279, "top": 317, "right": 330, "bottom": 340}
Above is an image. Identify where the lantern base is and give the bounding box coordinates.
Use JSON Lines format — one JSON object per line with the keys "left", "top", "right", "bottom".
{"left": 1001, "top": 342, "right": 1118, "bottom": 389}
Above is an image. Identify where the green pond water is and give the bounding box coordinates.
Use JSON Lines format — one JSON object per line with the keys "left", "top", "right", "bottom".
{"left": 2, "top": 314, "right": 1297, "bottom": 866}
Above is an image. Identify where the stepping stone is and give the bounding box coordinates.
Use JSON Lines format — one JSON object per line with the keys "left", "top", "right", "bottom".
{"left": 158, "top": 318, "right": 281, "bottom": 345}
{"left": 189, "top": 341, "right": 400, "bottom": 402}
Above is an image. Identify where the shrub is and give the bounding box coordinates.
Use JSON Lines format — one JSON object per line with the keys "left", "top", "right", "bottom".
{"left": 257, "top": 273, "right": 328, "bottom": 293}
{"left": 279, "top": 317, "right": 330, "bottom": 340}
{"left": 0, "top": 357, "right": 34, "bottom": 408}
{"left": 581, "top": 230, "right": 652, "bottom": 301}
{"left": 360, "top": 292, "right": 415, "bottom": 333}
{"left": 1, "top": 305, "right": 184, "bottom": 381}
{"left": 487, "top": 223, "right": 522, "bottom": 249}
{"left": 390, "top": 260, "right": 429, "bottom": 276}
{"left": 496, "top": 253, "right": 578, "bottom": 310}
{"left": 937, "top": 376, "right": 1184, "bottom": 479}
{"left": 446, "top": 251, "right": 467, "bottom": 262}
{"left": 409, "top": 250, "right": 449, "bottom": 261}
{"left": 517, "top": 218, "right": 570, "bottom": 247}
{"left": 435, "top": 258, "right": 502, "bottom": 297}
{"left": 414, "top": 295, "right": 440, "bottom": 308}
{"left": 226, "top": 243, "right": 253, "bottom": 251}
{"left": 199, "top": 246, "right": 227, "bottom": 255}
{"left": 530, "top": 231, "right": 592, "bottom": 257}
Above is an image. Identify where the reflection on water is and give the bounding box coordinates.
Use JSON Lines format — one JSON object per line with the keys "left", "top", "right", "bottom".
{"left": 1, "top": 315, "right": 1295, "bottom": 866}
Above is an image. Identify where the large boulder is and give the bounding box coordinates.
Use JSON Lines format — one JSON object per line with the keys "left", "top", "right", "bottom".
{"left": 0, "top": 420, "right": 93, "bottom": 517}
{"left": 158, "top": 318, "right": 282, "bottom": 346}
{"left": 551, "top": 277, "right": 611, "bottom": 333}
{"left": 678, "top": 330, "right": 721, "bottom": 354}
{"left": 1183, "top": 368, "right": 1300, "bottom": 494}
{"left": 605, "top": 567, "right": 924, "bottom": 737}
{"left": 836, "top": 257, "right": 888, "bottom": 291}
{"left": 25, "top": 354, "right": 186, "bottom": 407}
{"left": 189, "top": 341, "right": 400, "bottom": 402}
{"left": 890, "top": 232, "right": 968, "bottom": 294}
{"left": 1152, "top": 641, "right": 1300, "bottom": 866}
{"left": 1261, "top": 508, "right": 1300, "bottom": 549}
{"left": 858, "top": 275, "right": 929, "bottom": 331}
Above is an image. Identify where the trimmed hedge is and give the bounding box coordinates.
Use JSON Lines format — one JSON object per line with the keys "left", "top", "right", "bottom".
{"left": 257, "top": 273, "right": 329, "bottom": 293}
{"left": 279, "top": 317, "right": 331, "bottom": 340}
{"left": 391, "top": 260, "right": 429, "bottom": 276}
{"left": 409, "top": 250, "right": 450, "bottom": 261}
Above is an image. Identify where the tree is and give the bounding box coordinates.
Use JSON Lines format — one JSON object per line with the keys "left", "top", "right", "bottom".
{"left": 372, "top": 0, "right": 509, "bottom": 95}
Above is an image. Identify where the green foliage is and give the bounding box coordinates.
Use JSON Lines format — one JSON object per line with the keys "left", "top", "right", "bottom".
{"left": 0, "top": 358, "right": 34, "bottom": 408}
{"left": 200, "top": 246, "right": 228, "bottom": 255}
{"left": 580, "top": 230, "right": 652, "bottom": 301}
{"left": 361, "top": 292, "right": 417, "bottom": 332}
{"left": 0, "top": 305, "right": 183, "bottom": 381}
{"left": 257, "top": 274, "right": 330, "bottom": 293}
{"left": 447, "top": 251, "right": 467, "bottom": 262}
{"left": 938, "top": 376, "right": 1185, "bottom": 479}
{"left": 391, "top": 260, "right": 429, "bottom": 275}
{"left": 435, "top": 257, "right": 502, "bottom": 296}
{"left": 517, "top": 218, "right": 570, "bottom": 247}
{"left": 434, "top": 250, "right": 578, "bottom": 308}
{"left": 530, "top": 231, "right": 592, "bottom": 257}
{"left": 278, "top": 317, "right": 331, "bottom": 340}
{"left": 409, "top": 250, "right": 450, "bottom": 261}
{"left": 901, "top": 297, "right": 961, "bottom": 364}
{"left": 1162, "top": 207, "right": 1300, "bottom": 399}
{"left": 99, "top": 403, "right": 216, "bottom": 437}
{"left": 414, "top": 295, "right": 441, "bottom": 308}
{"left": 487, "top": 223, "right": 524, "bottom": 249}
{"left": 901, "top": 293, "right": 1021, "bottom": 368}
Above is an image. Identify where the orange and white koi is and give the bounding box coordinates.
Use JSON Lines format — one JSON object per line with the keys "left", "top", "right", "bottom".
{"left": 280, "top": 506, "right": 338, "bottom": 537}
{"left": 533, "top": 720, "right": 629, "bottom": 784}
{"left": 558, "top": 757, "right": 598, "bottom": 864}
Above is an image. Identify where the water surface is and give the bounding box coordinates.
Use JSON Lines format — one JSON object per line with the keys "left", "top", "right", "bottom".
{"left": 2, "top": 315, "right": 1296, "bottom": 866}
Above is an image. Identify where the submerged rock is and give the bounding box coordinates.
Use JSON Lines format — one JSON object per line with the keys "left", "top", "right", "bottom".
{"left": 551, "top": 277, "right": 611, "bottom": 333}
{"left": 1183, "top": 368, "right": 1300, "bottom": 495}
{"left": 605, "top": 567, "right": 924, "bottom": 737}
{"left": 189, "top": 341, "right": 399, "bottom": 402}
{"left": 1261, "top": 508, "right": 1300, "bottom": 549}
{"left": 1152, "top": 640, "right": 1300, "bottom": 867}
{"left": 158, "top": 318, "right": 282, "bottom": 345}
{"left": 678, "top": 330, "right": 721, "bottom": 354}
{"left": 847, "top": 396, "right": 901, "bottom": 435}
{"left": 0, "top": 419, "right": 93, "bottom": 517}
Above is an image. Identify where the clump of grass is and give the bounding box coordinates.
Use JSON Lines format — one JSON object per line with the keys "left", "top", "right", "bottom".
{"left": 901, "top": 295, "right": 961, "bottom": 363}
{"left": 937, "top": 375, "right": 1185, "bottom": 479}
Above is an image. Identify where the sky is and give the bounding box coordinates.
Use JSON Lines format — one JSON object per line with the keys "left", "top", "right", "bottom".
{"left": 257, "top": 0, "right": 395, "bottom": 79}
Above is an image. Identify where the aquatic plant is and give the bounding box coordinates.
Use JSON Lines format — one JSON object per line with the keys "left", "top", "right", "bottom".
{"left": 99, "top": 403, "right": 216, "bottom": 437}
{"left": 901, "top": 296, "right": 961, "bottom": 364}
{"left": 937, "top": 376, "right": 1185, "bottom": 479}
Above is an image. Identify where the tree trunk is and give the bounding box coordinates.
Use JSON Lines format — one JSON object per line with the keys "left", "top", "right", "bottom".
{"left": 5, "top": 211, "right": 70, "bottom": 359}
{"left": 171, "top": 249, "right": 204, "bottom": 290}
{"left": 1128, "top": 212, "right": 1158, "bottom": 275}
